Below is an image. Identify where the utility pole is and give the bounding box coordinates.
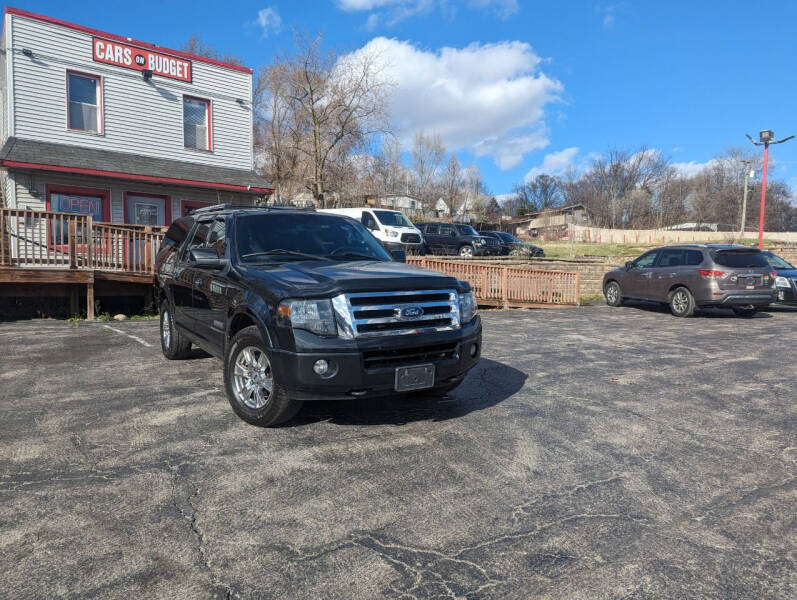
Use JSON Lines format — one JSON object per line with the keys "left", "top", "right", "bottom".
{"left": 739, "top": 160, "right": 753, "bottom": 237}
{"left": 746, "top": 130, "right": 794, "bottom": 249}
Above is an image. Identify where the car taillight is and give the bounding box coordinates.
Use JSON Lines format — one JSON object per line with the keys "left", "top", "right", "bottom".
{"left": 771, "top": 271, "right": 778, "bottom": 278}
{"left": 699, "top": 270, "right": 726, "bottom": 278}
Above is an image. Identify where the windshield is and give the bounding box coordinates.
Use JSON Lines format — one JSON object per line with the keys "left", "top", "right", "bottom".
{"left": 235, "top": 213, "right": 391, "bottom": 263}
{"left": 497, "top": 232, "right": 521, "bottom": 243}
{"left": 763, "top": 251, "right": 795, "bottom": 270}
{"left": 456, "top": 224, "right": 478, "bottom": 236}
{"left": 711, "top": 250, "right": 769, "bottom": 268}
{"left": 373, "top": 210, "right": 413, "bottom": 228}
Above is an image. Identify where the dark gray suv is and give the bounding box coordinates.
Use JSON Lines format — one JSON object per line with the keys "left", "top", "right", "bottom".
{"left": 603, "top": 245, "right": 777, "bottom": 317}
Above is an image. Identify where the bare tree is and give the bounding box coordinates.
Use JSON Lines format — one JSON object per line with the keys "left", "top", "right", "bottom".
{"left": 442, "top": 154, "right": 463, "bottom": 217}
{"left": 513, "top": 174, "right": 563, "bottom": 214}
{"left": 411, "top": 130, "right": 446, "bottom": 211}
{"left": 181, "top": 35, "right": 246, "bottom": 66}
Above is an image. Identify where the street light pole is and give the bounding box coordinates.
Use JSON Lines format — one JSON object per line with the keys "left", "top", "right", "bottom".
{"left": 740, "top": 160, "right": 752, "bottom": 237}
{"left": 745, "top": 130, "right": 794, "bottom": 249}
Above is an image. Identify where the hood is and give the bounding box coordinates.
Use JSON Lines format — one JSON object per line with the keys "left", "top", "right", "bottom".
{"left": 774, "top": 267, "right": 797, "bottom": 278}
{"left": 238, "top": 259, "right": 465, "bottom": 300}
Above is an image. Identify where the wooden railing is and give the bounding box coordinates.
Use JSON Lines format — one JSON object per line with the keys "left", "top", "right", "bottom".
{"left": 0, "top": 208, "right": 166, "bottom": 276}
{"left": 408, "top": 256, "right": 581, "bottom": 306}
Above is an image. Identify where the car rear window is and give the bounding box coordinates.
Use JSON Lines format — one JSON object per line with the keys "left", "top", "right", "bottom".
{"left": 685, "top": 250, "right": 704, "bottom": 266}
{"left": 711, "top": 250, "right": 769, "bottom": 268}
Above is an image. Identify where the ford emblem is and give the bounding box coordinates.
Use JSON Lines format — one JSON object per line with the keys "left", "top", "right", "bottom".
{"left": 399, "top": 306, "right": 424, "bottom": 319}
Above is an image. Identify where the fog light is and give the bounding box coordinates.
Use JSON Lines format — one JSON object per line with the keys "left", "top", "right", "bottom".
{"left": 313, "top": 359, "right": 329, "bottom": 375}
{"left": 470, "top": 343, "right": 478, "bottom": 357}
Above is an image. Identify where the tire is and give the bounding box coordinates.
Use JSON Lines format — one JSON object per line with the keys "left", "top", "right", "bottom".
{"left": 732, "top": 306, "right": 758, "bottom": 318}
{"left": 669, "top": 287, "right": 696, "bottom": 317}
{"left": 160, "top": 300, "right": 192, "bottom": 359}
{"left": 459, "top": 245, "right": 475, "bottom": 258}
{"left": 604, "top": 281, "right": 624, "bottom": 307}
{"left": 223, "top": 326, "right": 302, "bottom": 427}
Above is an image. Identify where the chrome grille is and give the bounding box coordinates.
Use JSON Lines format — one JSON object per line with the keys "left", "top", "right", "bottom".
{"left": 332, "top": 289, "right": 460, "bottom": 338}
{"left": 401, "top": 233, "right": 421, "bottom": 244}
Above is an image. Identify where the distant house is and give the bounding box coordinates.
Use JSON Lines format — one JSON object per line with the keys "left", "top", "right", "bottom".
{"left": 434, "top": 198, "right": 450, "bottom": 217}
{"left": 366, "top": 194, "right": 421, "bottom": 215}
{"left": 509, "top": 204, "right": 590, "bottom": 238}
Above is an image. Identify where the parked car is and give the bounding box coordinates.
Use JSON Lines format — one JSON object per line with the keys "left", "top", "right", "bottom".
{"left": 603, "top": 244, "right": 777, "bottom": 317}
{"left": 416, "top": 222, "right": 492, "bottom": 257}
{"left": 155, "top": 205, "right": 481, "bottom": 427}
{"left": 478, "top": 231, "right": 545, "bottom": 257}
{"left": 318, "top": 207, "right": 425, "bottom": 252}
{"left": 761, "top": 250, "right": 797, "bottom": 305}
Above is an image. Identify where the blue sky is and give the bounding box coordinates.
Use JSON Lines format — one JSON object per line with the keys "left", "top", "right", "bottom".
{"left": 8, "top": 1, "right": 797, "bottom": 196}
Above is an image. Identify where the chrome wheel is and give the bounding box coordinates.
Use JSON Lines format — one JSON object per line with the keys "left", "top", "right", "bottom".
{"left": 460, "top": 246, "right": 474, "bottom": 258}
{"left": 232, "top": 346, "right": 273, "bottom": 409}
{"left": 672, "top": 290, "right": 688, "bottom": 314}
{"left": 161, "top": 310, "right": 171, "bottom": 348}
{"left": 606, "top": 283, "right": 619, "bottom": 304}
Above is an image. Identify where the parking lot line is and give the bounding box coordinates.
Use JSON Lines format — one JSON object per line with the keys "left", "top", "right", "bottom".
{"left": 102, "top": 324, "right": 153, "bottom": 347}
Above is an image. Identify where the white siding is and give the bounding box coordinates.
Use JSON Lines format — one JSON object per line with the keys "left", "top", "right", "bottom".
{"left": 9, "top": 13, "right": 253, "bottom": 171}
{"left": 12, "top": 172, "right": 254, "bottom": 223}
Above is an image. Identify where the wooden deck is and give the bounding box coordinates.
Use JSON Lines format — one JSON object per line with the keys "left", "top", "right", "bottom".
{"left": 0, "top": 208, "right": 163, "bottom": 319}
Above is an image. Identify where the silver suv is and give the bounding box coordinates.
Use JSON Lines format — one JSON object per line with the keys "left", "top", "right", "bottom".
{"left": 603, "top": 244, "right": 777, "bottom": 317}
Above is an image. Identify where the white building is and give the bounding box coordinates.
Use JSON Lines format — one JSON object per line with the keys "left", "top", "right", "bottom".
{"left": 0, "top": 7, "right": 271, "bottom": 227}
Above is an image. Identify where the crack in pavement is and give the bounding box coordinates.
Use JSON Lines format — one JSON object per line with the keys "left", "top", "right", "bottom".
{"left": 511, "top": 474, "right": 625, "bottom": 522}
{"left": 168, "top": 463, "right": 233, "bottom": 600}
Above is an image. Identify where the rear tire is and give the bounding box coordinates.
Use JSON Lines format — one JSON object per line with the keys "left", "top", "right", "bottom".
{"left": 223, "top": 326, "right": 302, "bottom": 427}
{"left": 732, "top": 306, "right": 758, "bottom": 318}
{"left": 459, "top": 245, "right": 475, "bottom": 258}
{"left": 160, "top": 301, "right": 192, "bottom": 359}
{"left": 669, "top": 287, "right": 696, "bottom": 317}
{"left": 604, "top": 281, "right": 624, "bottom": 307}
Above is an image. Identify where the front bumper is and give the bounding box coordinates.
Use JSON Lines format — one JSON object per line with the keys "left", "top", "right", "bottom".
{"left": 775, "top": 285, "right": 797, "bottom": 304}
{"left": 270, "top": 319, "right": 482, "bottom": 400}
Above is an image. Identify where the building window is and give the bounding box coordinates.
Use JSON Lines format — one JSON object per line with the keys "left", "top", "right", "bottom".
{"left": 46, "top": 185, "right": 110, "bottom": 247}
{"left": 183, "top": 96, "right": 211, "bottom": 151}
{"left": 67, "top": 71, "right": 102, "bottom": 133}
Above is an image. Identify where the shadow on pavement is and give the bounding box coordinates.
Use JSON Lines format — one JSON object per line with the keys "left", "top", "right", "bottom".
{"left": 619, "top": 301, "right": 773, "bottom": 319}
{"left": 288, "top": 358, "right": 526, "bottom": 427}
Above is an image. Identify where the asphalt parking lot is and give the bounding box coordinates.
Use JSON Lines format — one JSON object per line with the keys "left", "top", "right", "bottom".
{"left": 1, "top": 305, "right": 795, "bottom": 599}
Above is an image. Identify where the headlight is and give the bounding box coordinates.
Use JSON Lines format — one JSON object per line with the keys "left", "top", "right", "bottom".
{"left": 775, "top": 276, "right": 790, "bottom": 288}
{"left": 459, "top": 291, "right": 478, "bottom": 323}
{"left": 389, "top": 230, "right": 399, "bottom": 238}
{"left": 277, "top": 299, "right": 337, "bottom": 336}
{"left": 474, "top": 239, "right": 485, "bottom": 246}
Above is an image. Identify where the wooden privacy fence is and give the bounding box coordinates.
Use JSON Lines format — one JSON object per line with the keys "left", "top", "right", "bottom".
{"left": 0, "top": 208, "right": 166, "bottom": 275}
{"left": 408, "top": 257, "right": 581, "bottom": 307}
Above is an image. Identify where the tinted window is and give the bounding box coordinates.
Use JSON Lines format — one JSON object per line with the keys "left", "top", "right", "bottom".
{"left": 634, "top": 251, "right": 659, "bottom": 269}
{"left": 235, "top": 214, "right": 390, "bottom": 262}
{"left": 186, "top": 222, "right": 210, "bottom": 252}
{"left": 206, "top": 219, "right": 227, "bottom": 257}
{"left": 658, "top": 249, "right": 684, "bottom": 267}
{"left": 762, "top": 251, "right": 794, "bottom": 269}
{"left": 440, "top": 225, "right": 455, "bottom": 236}
{"left": 712, "top": 250, "right": 770, "bottom": 268}
{"left": 425, "top": 224, "right": 439, "bottom": 234}
{"left": 361, "top": 212, "right": 378, "bottom": 230}
{"left": 456, "top": 224, "right": 478, "bottom": 236}
{"left": 685, "top": 250, "right": 704, "bottom": 266}
{"left": 374, "top": 210, "right": 412, "bottom": 227}
{"left": 161, "top": 218, "right": 193, "bottom": 250}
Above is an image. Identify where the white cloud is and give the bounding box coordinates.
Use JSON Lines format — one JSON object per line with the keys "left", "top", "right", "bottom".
{"left": 346, "top": 38, "right": 562, "bottom": 170}
{"left": 671, "top": 159, "right": 716, "bottom": 178}
{"left": 255, "top": 6, "right": 282, "bottom": 37}
{"left": 336, "top": 0, "right": 518, "bottom": 26}
{"left": 524, "top": 147, "right": 579, "bottom": 181}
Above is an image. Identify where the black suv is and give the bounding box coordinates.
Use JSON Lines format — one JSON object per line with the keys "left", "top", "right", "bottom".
{"left": 155, "top": 205, "right": 482, "bottom": 426}
{"left": 478, "top": 231, "right": 545, "bottom": 257}
{"left": 416, "top": 222, "right": 494, "bottom": 257}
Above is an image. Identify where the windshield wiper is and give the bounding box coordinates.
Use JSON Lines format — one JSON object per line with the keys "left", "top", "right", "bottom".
{"left": 242, "top": 249, "right": 331, "bottom": 261}
{"left": 329, "top": 252, "right": 382, "bottom": 261}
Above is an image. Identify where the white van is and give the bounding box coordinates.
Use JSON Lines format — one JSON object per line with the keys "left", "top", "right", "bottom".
{"left": 318, "top": 208, "right": 424, "bottom": 250}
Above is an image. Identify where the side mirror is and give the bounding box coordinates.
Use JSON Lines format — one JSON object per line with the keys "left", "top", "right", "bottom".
{"left": 390, "top": 249, "right": 407, "bottom": 263}
{"left": 625, "top": 261, "right": 634, "bottom": 270}
{"left": 190, "top": 247, "right": 224, "bottom": 269}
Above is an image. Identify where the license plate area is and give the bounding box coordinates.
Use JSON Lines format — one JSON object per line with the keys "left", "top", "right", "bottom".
{"left": 395, "top": 364, "right": 435, "bottom": 392}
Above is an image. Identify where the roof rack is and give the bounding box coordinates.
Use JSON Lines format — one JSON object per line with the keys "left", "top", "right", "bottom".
{"left": 190, "top": 203, "right": 316, "bottom": 214}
